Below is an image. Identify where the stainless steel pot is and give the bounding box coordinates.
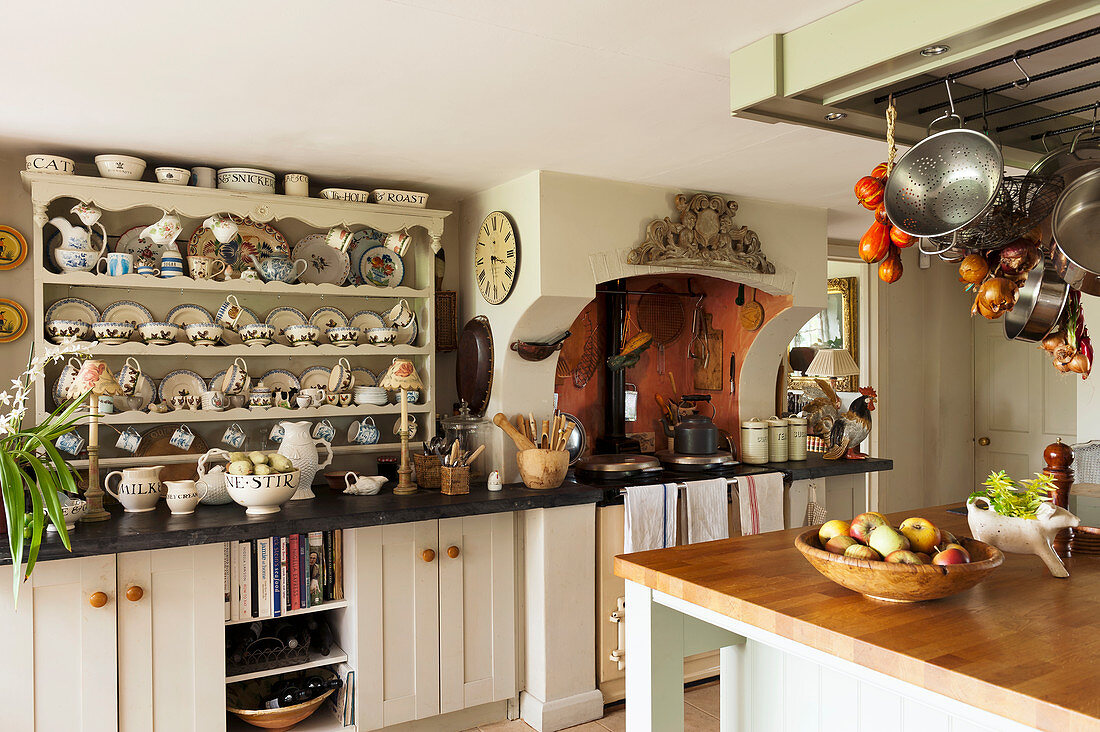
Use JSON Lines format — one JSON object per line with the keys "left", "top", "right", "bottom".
{"left": 1004, "top": 262, "right": 1069, "bottom": 342}
{"left": 1028, "top": 131, "right": 1100, "bottom": 188}
{"left": 1052, "top": 168, "right": 1100, "bottom": 295}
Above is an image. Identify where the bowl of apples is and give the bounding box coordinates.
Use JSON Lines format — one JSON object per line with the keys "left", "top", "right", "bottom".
{"left": 795, "top": 513, "right": 1004, "bottom": 602}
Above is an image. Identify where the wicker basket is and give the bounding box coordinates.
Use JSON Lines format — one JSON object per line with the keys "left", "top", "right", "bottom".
{"left": 413, "top": 453, "right": 443, "bottom": 490}
{"left": 441, "top": 464, "right": 470, "bottom": 495}
{"left": 435, "top": 291, "right": 458, "bottom": 352}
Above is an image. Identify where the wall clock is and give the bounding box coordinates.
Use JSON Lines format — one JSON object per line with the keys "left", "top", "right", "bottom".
{"left": 474, "top": 211, "right": 518, "bottom": 305}
{"left": 0, "top": 226, "right": 27, "bottom": 270}
{"left": 0, "top": 298, "right": 28, "bottom": 343}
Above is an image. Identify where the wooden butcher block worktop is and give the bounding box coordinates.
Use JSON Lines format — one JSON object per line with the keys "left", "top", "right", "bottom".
{"left": 615, "top": 506, "right": 1100, "bottom": 731}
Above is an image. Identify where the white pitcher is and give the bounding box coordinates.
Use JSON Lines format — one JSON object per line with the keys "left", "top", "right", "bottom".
{"left": 276, "top": 421, "right": 332, "bottom": 501}
{"left": 105, "top": 465, "right": 165, "bottom": 512}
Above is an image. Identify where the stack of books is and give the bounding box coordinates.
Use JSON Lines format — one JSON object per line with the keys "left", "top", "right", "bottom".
{"left": 224, "top": 530, "right": 344, "bottom": 621}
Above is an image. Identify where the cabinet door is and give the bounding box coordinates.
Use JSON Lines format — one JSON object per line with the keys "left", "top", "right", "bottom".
{"left": 0, "top": 554, "right": 118, "bottom": 732}
{"left": 117, "top": 544, "right": 225, "bottom": 732}
{"left": 438, "top": 512, "right": 516, "bottom": 713}
{"left": 354, "top": 521, "right": 440, "bottom": 730}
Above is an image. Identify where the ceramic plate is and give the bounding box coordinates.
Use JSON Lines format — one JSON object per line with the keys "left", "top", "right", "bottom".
{"left": 298, "top": 366, "right": 331, "bottom": 390}
{"left": 260, "top": 368, "right": 300, "bottom": 392}
{"left": 264, "top": 306, "right": 308, "bottom": 344}
{"left": 101, "top": 300, "right": 153, "bottom": 330}
{"left": 309, "top": 306, "right": 348, "bottom": 331}
{"left": 157, "top": 369, "right": 206, "bottom": 402}
{"left": 115, "top": 225, "right": 171, "bottom": 261}
{"left": 346, "top": 228, "right": 388, "bottom": 285}
{"left": 219, "top": 305, "right": 260, "bottom": 345}
{"left": 395, "top": 315, "right": 418, "bottom": 346}
{"left": 351, "top": 367, "right": 377, "bottom": 387}
{"left": 166, "top": 304, "right": 214, "bottom": 341}
{"left": 359, "top": 245, "right": 404, "bottom": 288}
{"left": 294, "top": 234, "right": 350, "bottom": 285}
{"left": 349, "top": 309, "right": 385, "bottom": 333}
{"left": 187, "top": 216, "right": 289, "bottom": 271}
{"left": 111, "top": 374, "right": 155, "bottom": 412}
{"left": 46, "top": 297, "right": 100, "bottom": 325}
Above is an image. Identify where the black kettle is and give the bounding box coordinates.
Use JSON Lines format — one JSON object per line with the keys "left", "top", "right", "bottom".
{"left": 661, "top": 395, "right": 719, "bottom": 455}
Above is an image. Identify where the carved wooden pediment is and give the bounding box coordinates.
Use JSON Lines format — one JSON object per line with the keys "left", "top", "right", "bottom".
{"left": 628, "top": 193, "right": 774, "bottom": 275}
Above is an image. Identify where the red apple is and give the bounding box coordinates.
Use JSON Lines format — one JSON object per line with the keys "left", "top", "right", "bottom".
{"left": 941, "top": 542, "right": 971, "bottom": 561}
{"left": 849, "top": 512, "right": 888, "bottom": 543}
{"left": 932, "top": 547, "right": 970, "bottom": 565}
{"left": 818, "top": 520, "right": 851, "bottom": 545}
{"left": 914, "top": 552, "right": 932, "bottom": 564}
{"left": 898, "top": 517, "right": 941, "bottom": 554}
{"left": 844, "top": 544, "right": 882, "bottom": 561}
{"left": 885, "top": 550, "right": 923, "bottom": 564}
{"left": 825, "top": 535, "right": 859, "bottom": 555}
{"left": 867, "top": 525, "right": 910, "bottom": 557}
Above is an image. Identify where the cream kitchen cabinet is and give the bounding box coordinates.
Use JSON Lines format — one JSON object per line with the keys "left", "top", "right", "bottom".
{"left": 0, "top": 544, "right": 225, "bottom": 732}
{"left": 349, "top": 513, "right": 516, "bottom": 730}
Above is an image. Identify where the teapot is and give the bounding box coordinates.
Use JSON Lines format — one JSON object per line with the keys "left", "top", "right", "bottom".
{"left": 661, "top": 395, "right": 719, "bottom": 455}
{"left": 246, "top": 251, "right": 307, "bottom": 283}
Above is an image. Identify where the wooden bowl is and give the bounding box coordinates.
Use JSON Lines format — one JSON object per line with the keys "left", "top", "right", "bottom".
{"left": 227, "top": 669, "right": 337, "bottom": 730}
{"left": 516, "top": 449, "right": 569, "bottom": 490}
{"left": 794, "top": 529, "right": 1003, "bottom": 602}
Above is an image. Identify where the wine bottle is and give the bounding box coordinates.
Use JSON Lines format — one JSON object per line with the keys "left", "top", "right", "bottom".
{"left": 262, "top": 682, "right": 314, "bottom": 709}
{"left": 303, "top": 674, "right": 343, "bottom": 695}
{"left": 227, "top": 622, "right": 264, "bottom": 665}
{"left": 306, "top": 618, "right": 334, "bottom": 656}
{"left": 271, "top": 620, "right": 301, "bottom": 650}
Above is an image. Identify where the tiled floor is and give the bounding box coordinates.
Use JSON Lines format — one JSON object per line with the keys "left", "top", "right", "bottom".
{"left": 468, "top": 680, "right": 721, "bottom": 732}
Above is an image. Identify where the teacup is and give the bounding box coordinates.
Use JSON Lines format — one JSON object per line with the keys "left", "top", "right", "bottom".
{"left": 91, "top": 321, "right": 135, "bottom": 344}
{"left": 328, "top": 358, "right": 353, "bottom": 393}
{"left": 324, "top": 225, "right": 354, "bottom": 252}
{"left": 216, "top": 295, "right": 243, "bottom": 329}
{"left": 55, "top": 358, "right": 82, "bottom": 401}
{"left": 56, "top": 430, "right": 86, "bottom": 455}
{"left": 200, "top": 390, "right": 228, "bottom": 411}
{"left": 349, "top": 417, "right": 380, "bottom": 445}
{"left": 384, "top": 299, "right": 415, "bottom": 328}
{"left": 46, "top": 319, "right": 89, "bottom": 343}
{"left": 295, "top": 395, "right": 311, "bottom": 409}
{"left": 116, "top": 357, "right": 143, "bottom": 395}
{"left": 366, "top": 326, "right": 398, "bottom": 345}
{"left": 202, "top": 214, "right": 239, "bottom": 244}
{"left": 164, "top": 479, "right": 205, "bottom": 515}
{"left": 187, "top": 255, "right": 226, "bottom": 280}
{"left": 184, "top": 322, "right": 223, "bottom": 346}
{"left": 326, "top": 326, "right": 360, "bottom": 347}
{"left": 325, "top": 392, "right": 340, "bottom": 406}
{"left": 220, "top": 358, "right": 249, "bottom": 395}
{"left": 285, "top": 324, "right": 320, "bottom": 346}
{"left": 312, "top": 419, "right": 336, "bottom": 442}
{"left": 222, "top": 423, "right": 246, "bottom": 448}
{"left": 97, "top": 251, "right": 134, "bottom": 277}
{"left": 135, "top": 263, "right": 160, "bottom": 277}
{"left": 301, "top": 387, "right": 325, "bottom": 407}
{"left": 239, "top": 323, "right": 275, "bottom": 345}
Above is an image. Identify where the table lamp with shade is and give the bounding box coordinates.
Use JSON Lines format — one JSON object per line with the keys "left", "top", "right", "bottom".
{"left": 66, "top": 359, "right": 123, "bottom": 522}
{"left": 378, "top": 357, "right": 423, "bottom": 496}
{"left": 805, "top": 348, "right": 859, "bottom": 390}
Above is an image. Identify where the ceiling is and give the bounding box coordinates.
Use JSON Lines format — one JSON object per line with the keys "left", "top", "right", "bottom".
{"left": 1, "top": 0, "right": 884, "bottom": 240}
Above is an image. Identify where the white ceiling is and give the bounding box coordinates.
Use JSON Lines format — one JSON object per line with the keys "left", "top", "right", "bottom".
{"left": 2, "top": 0, "right": 884, "bottom": 240}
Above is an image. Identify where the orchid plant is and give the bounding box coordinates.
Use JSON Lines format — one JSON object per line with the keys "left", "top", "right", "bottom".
{"left": 1, "top": 341, "right": 94, "bottom": 602}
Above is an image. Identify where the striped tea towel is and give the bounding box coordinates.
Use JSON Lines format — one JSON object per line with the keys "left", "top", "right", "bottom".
{"left": 624, "top": 483, "right": 678, "bottom": 552}
{"left": 738, "top": 473, "right": 785, "bottom": 535}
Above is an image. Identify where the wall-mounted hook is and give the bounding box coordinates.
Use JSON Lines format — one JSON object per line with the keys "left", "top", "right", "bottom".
{"left": 1012, "top": 51, "right": 1032, "bottom": 89}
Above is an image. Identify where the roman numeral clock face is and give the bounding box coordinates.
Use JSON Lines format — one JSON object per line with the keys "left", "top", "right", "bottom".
{"left": 474, "top": 211, "right": 518, "bottom": 305}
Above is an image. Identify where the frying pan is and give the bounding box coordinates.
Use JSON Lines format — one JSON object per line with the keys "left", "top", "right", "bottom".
{"left": 456, "top": 316, "right": 494, "bottom": 416}
{"left": 1052, "top": 168, "right": 1100, "bottom": 296}
{"left": 1004, "top": 262, "right": 1069, "bottom": 342}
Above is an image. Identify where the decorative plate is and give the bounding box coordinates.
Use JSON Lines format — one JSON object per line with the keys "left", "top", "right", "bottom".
{"left": 115, "top": 225, "right": 169, "bottom": 262}
{"left": 0, "top": 298, "right": 28, "bottom": 343}
{"left": 264, "top": 307, "right": 308, "bottom": 345}
{"left": 208, "top": 369, "right": 228, "bottom": 391}
{"left": 111, "top": 374, "right": 155, "bottom": 412}
{"left": 158, "top": 369, "right": 206, "bottom": 402}
{"left": 351, "top": 367, "right": 377, "bottom": 387}
{"left": 0, "top": 225, "right": 28, "bottom": 270}
{"left": 298, "top": 366, "right": 331, "bottom": 390}
{"left": 395, "top": 315, "right": 418, "bottom": 346}
{"left": 346, "top": 228, "right": 388, "bottom": 285}
{"left": 358, "top": 245, "right": 404, "bottom": 288}
{"left": 46, "top": 297, "right": 100, "bottom": 325}
{"left": 349, "top": 310, "right": 385, "bottom": 333}
{"left": 166, "top": 304, "right": 214, "bottom": 341}
{"left": 259, "top": 369, "right": 300, "bottom": 392}
{"left": 293, "top": 234, "right": 350, "bottom": 285}
{"left": 309, "top": 306, "right": 348, "bottom": 331}
{"left": 219, "top": 305, "right": 260, "bottom": 345}
{"left": 101, "top": 300, "right": 153, "bottom": 328}
{"left": 187, "top": 215, "right": 288, "bottom": 271}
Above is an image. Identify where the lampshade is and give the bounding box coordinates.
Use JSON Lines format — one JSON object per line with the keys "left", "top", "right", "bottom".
{"left": 66, "top": 359, "right": 122, "bottom": 399}
{"left": 378, "top": 357, "right": 423, "bottom": 391}
{"left": 805, "top": 349, "right": 859, "bottom": 378}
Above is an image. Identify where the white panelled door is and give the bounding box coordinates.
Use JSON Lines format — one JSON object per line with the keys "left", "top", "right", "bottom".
{"left": 974, "top": 316, "right": 1077, "bottom": 486}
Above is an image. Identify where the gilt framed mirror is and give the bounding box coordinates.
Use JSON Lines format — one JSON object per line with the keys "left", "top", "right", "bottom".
{"left": 788, "top": 276, "right": 858, "bottom": 392}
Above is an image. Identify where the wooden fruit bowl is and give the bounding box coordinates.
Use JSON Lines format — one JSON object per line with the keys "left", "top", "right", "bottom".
{"left": 227, "top": 669, "right": 337, "bottom": 730}
{"left": 794, "top": 529, "right": 1004, "bottom": 602}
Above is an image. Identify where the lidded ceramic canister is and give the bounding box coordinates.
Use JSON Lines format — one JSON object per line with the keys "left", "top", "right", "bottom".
{"left": 786, "top": 416, "right": 808, "bottom": 461}
{"left": 766, "top": 416, "right": 789, "bottom": 462}
{"left": 740, "top": 418, "right": 770, "bottom": 465}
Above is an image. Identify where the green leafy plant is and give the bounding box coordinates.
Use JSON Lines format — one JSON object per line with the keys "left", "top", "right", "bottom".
{"left": 969, "top": 470, "right": 1057, "bottom": 519}
{"left": 1, "top": 342, "right": 93, "bottom": 603}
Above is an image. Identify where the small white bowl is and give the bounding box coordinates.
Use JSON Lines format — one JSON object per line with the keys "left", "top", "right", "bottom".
{"left": 138, "top": 321, "right": 180, "bottom": 345}
{"left": 224, "top": 469, "right": 300, "bottom": 515}
{"left": 370, "top": 189, "right": 428, "bottom": 208}
{"left": 91, "top": 321, "right": 135, "bottom": 344}
{"left": 26, "top": 154, "right": 76, "bottom": 175}
{"left": 46, "top": 320, "right": 89, "bottom": 343}
{"left": 95, "top": 154, "right": 147, "bottom": 180}
{"left": 155, "top": 166, "right": 190, "bottom": 185}
{"left": 184, "top": 322, "right": 224, "bottom": 345}
{"left": 319, "top": 188, "right": 370, "bottom": 203}
{"left": 326, "top": 326, "right": 360, "bottom": 346}
{"left": 48, "top": 498, "right": 87, "bottom": 531}
{"left": 285, "top": 324, "right": 320, "bottom": 346}
{"left": 217, "top": 167, "right": 276, "bottom": 193}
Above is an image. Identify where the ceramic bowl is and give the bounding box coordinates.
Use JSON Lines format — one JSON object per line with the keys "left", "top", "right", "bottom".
{"left": 46, "top": 319, "right": 89, "bottom": 343}
{"left": 138, "top": 321, "right": 180, "bottom": 345}
{"left": 94, "top": 154, "right": 146, "bottom": 180}
{"left": 794, "top": 531, "right": 1004, "bottom": 602}
{"left": 52, "top": 246, "right": 98, "bottom": 272}
{"left": 184, "top": 322, "right": 224, "bottom": 346}
{"left": 285, "top": 324, "right": 321, "bottom": 346}
{"left": 48, "top": 498, "right": 87, "bottom": 531}
{"left": 370, "top": 189, "right": 429, "bottom": 208}
{"left": 326, "top": 326, "right": 360, "bottom": 346}
{"left": 26, "top": 154, "right": 76, "bottom": 175}
{"left": 155, "top": 166, "right": 190, "bottom": 185}
{"left": 365, "top": 326, "right": 398, "bottom": 345}
{"left": 216, "top": 167, "right": 276, "bottom": 193}
{"left": 224, "top": 469, "right": 300, "bottom": 515}
{"left": 319, "top": 187, "right": 370, "bottom": 203}
{"left": 227, "top": 669, "right": 337, "bottom": 729}
{"left": 91, "top": 321, "right": 135, "bottom": 344}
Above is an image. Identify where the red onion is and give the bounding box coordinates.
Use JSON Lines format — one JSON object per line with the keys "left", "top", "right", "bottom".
{"left": 998, "top": 240, "right": 1040, "bottom": 277}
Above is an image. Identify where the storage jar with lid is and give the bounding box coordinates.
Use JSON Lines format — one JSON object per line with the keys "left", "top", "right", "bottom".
{"left": 441, "top": 400, "right": 490, "bottom": 478}
{"left": 740, "top": 418, "right": 770, "bottom": 465}
{"left": 766, "top": 416, "right": 789, "bottom": 462}
{"left": 786, "top": 416, "right": 808, "bottom": 461}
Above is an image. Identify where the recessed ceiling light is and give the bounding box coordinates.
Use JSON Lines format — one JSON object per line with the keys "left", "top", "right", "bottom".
{"left": 824, "top": 112, "right": 847, "bottom": 121}
{"left": 920, "top": 45, "right": 950, "bottom": 57}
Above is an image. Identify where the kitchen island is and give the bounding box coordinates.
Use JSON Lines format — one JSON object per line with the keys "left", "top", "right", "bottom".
{"left": 615, "top": 505, "right": 1099, "bottom": 731}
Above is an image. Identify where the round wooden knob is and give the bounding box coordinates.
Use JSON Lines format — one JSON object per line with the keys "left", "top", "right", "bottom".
{"left": 421, "top": 549, "right": 436, "bottom": 563}
{"left": 447, "top": 546, "right": 460, "bottom": 559}
{"left": 125, "top": 586, "right": 144, "bottom": 602}
{"left": 89, "top": 591, "right": 108, "bottom": 608}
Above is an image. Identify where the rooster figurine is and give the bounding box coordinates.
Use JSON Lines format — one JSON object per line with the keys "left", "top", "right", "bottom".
{"left": 822, "top": 386, "right": 877, "bottom": 460}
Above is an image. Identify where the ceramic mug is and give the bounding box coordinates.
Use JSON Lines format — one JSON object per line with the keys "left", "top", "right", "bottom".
{"left": 328, "top": 358, "right": 353, "bottom": 393}
{"left": 170, "top": 425, "right": 195, "bottom": 449}
{"left": 115, "top": 426, "right": 142, "bottom": 453}
{"left": 216, "top": 295, "right": 243, "bottom": 329}
{"left": 97, "top": 395, "right": 115, "bottom": 414}
{"left": 284, "top": 173, "right": 309, "bottom": 197}
{"left": 202, "top": 214, "right": 239, "bottom": 244}
{"left": 105, "top": 471, "right": 163, "bottom": 512}
{"left": 324, "top": 225, "right": 354, "bottom": 252}
{"left": 187, "top": 255, "right": 226, "bottom": 280}
{"left": 201, "top": 390, "right": 228, "bottom": 411}
{"left": 170, "top": 395, "right": 189, "bottom": 411}
{"left": 135, "top": 263, "right": 160, "bottom": 277}
{"left": 312, "top": 419, "right": 336, "bottom": 442}
{"left": 384, "top": 299, "right": 414, "bottom": 328}
{"left": 301, "top": 387, "right": 325, "bottom": 407}
{"left": 349, "top": 417, "right": 380, "bottom": 445}
{"left": 394, "top": 414, "right": 418, "bottom": 439}
{"left": 140, "top": 210, "right": 183, "bottom": 246}
{"left": 116, "top": 357, "right": 143, "bottom": 395}
{"left": 164, "top": 479, "right": 205, "bottom": 515}
{"left": 269, "top": 423, "right": 285, "bottom": 443}
{"left": 384, "top": 230, "right": 412, "bottom": 257}
{"left": 97, "top": 251, "right": 133, "bottom": 277}
{"left": 56, "top": 430, "right": 85, "bottom": 455}
{"left": 220, "top": 357, "right": 249, "bottom": 395}
{"left": 222, "top": 423, "right": 246, "bottom": 448}
{"left": 192, "top": 167, "right": 216, "bottom": 188}
{"left": 159, "top": 247, "right": 186, "bottom": 278}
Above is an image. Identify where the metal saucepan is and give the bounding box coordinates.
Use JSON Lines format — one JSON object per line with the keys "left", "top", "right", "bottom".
{"left": 1004, "top": 262, "right": 1069, "bottom": 342}
{"left": 1052, "top": 167, "right": 1100, "bottom": 296}
{"left": 1028, "top": 130, "right": 1100, "bottom": 188}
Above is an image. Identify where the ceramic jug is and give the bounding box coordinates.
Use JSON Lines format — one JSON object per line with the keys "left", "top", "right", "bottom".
{"left": 48, "top": 216, "right": 95, "bottom": 251}
{"left": 159, "top": 243, "right": 186, "bottom": 278}
{"left": 246, "top": 251, "right": 308, "bottom": 283}
{"left": 276, "top": 421, "right": 333, "bottom": 501}
{"left": 164, "top": 479, "right": 206, "bottom": 515}
{"left": 202, "top": 214, "right": 239, "bottom": 244}
{"left": 139, "top": 210, "right": 183, "bottom": 245}
{"left": 104, "top": 465, "right": 165, "bottom": 512}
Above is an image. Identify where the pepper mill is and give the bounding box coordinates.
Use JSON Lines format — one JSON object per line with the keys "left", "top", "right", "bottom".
{"left": 1043, "top": 438, "right": 1074, "bottom": 556}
